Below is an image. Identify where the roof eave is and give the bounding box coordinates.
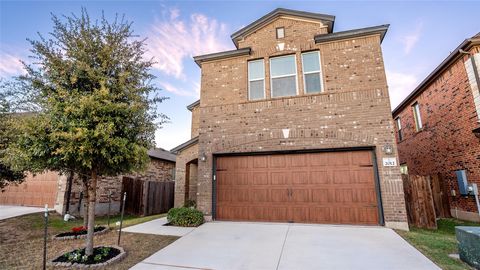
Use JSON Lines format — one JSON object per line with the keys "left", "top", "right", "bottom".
{"left": 193, "top": 48, "right": 251, "bottom": 67}
{"left": 314, "top": 24, "right": 390, "bottom": 44}
{"left": 170, "top": 136, "right": 199, "bottom": 154}
{"left": 392, "top": 37, "right": 480, "bottom": 116}
{"left": 187, "top": 100, "right": 200, "bottom": 111}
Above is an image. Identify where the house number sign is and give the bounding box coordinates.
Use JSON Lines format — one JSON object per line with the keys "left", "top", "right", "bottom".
{"left": 382, "top": 157, "right": 397, "bottom": 167}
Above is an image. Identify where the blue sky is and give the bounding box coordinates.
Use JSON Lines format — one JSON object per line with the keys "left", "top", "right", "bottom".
{"left": 1, "top": 1, "right": 479, "bottom": 149}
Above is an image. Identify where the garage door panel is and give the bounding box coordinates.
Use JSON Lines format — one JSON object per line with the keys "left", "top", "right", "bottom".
{"left": 292, "top": 171, "right": 309, "bottom": 184}
{"left": 291, "top": 189, "right": 310, "bottom": 203}
{"left": 271, "top": 172, "right": 289, "bottom": 185}
{"left": 271, "top": 189, "right": 289, "bottom": 203}
{"left": 309, "top": 171, "right": 329, "bottom": 184}
{"left": 270, "top": 155, "right": 287, "bottom": 168}
{"left": 253, "top": 156, "right": 268, "bottom": 168}
{"left": 252, "top": 172, "right": 269, "bottom": 185}
{"left": 311, "top": 189, "right": 331, "bottom": 203}
{"left": 216, "top": 150, "right": 380, "bottom": 225}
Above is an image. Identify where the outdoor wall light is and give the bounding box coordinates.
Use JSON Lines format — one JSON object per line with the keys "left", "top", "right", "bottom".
{"left": 383, "top": 144, "right": 394, "bottom": 155}
{"left": 200, "top": 153, "right": 207, "bottom": 162}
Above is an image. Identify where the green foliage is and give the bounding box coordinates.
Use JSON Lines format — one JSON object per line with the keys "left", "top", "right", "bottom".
{"left": 9, "top": 8, "right": 167, "bottom": 178}
{"left": 0, "top": 92, "right": 26, "bottom": 190}
{"left": 167, "top": 207, "right": 204, "bottom": 227}
{"left": 397, "top": 218, "right": 480, "bottom": 270}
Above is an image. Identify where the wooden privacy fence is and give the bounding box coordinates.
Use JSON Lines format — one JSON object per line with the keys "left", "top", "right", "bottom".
{"left": 402, "top": 174, "right": 451, "bottom": 229}
{"left": 121, "top": 177, "right": 175, "bottom": 216}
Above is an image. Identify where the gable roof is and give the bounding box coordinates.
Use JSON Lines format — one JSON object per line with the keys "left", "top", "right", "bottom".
{"left": 170, "top": 136, "right": 199, "bottom": 154}
{"left": 314, "top": 24, "right": 389, "bottom": 44}
{"left": 231, "top": 8, "right": 335, "bottom": 48}
{"left": 392, "top": 33, "right": 480, "bottom": 116}
{"left": 147, "top": 148, "right": 176, "bottom": 162}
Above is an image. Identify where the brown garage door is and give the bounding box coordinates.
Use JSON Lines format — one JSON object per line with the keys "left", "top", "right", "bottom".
{"left": 0, "top": 171, "right": 58, "bottom": 207}
{"left": 215, "top": 151, "right": 380, "bottom": 225}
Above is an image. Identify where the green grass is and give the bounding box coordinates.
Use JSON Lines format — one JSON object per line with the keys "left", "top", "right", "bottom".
{"left": 397, "top": 218, "right": 479, "bottom": 270}
{"left": 22, "top": 212, "right": 166, "bottom": 232}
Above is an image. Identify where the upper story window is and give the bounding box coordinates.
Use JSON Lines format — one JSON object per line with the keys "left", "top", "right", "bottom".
{"left": 395, "top": 117, "right": 403, "bottom": 141}
{"left": 270, "top": 54, "right": 297, "bottom": 98}
{"left": 301, "top": 51, "right": 323, "bottom": 93}
{"left": 248, "top": 59, "right": 265, "bottom": 100}
{"left": 412, "top": 102, "right": 423, "bottom": 131}
{"left": 276, "top": 27, "right": 285, "bottom": 39}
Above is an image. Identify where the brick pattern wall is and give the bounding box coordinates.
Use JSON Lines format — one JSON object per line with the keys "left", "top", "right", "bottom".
{"left": 394, "top": 46, "right": 480, "bottom": 214}
{"left": 191, "top": 17, "right": 408, "bottom": 227}
{"left": 174, "top": 143, "right": 199, "bottom": 207}
{"left": 191, "top": 106, "right": 200, "bottom": 138}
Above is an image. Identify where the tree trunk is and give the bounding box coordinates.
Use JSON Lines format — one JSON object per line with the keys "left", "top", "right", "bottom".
{"left": 85, "top": 170, "right": 97, "bottom": 256}
{"left": 81, "top": 176, "right": 89, "bottom": 228}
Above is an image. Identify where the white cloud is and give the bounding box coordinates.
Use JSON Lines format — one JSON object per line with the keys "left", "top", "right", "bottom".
{"left": 399, "top": 21, "right": 423, "bottom": 55}
{"left": 386, "top": 70, "right": 419, "bottom": 109}
{"left": 146, "top": 9, "right": 232, "bottom": 79}
{"left": 0, "top": 52, "right": 24, "bottom": 78}
{"left": 160, "top": 81, "right": 199, "bottom": 98}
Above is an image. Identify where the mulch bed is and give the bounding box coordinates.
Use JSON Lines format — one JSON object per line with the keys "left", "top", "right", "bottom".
{"left": 54, "top": 226, "right": 109, "bottom": 240}
{"left": 49, "top": 245, "right": 125, "bottom": 268}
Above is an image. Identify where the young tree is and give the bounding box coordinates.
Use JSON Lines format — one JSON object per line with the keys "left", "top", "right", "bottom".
{"left": 12, "top": 9, "right": 166, "bottom": 255}
{"left": 0, "top": 93, "right": 26, "bottom": 190}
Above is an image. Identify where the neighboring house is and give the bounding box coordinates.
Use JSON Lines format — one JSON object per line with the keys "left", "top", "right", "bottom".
{"left": 171, "top": 8, "right": 408, "bottom": 230}
{"left": 51, "top": 148, "right": 176, "bottom": 215}
{"left": 392, "top": 33, "right": 480, "bottom": 222}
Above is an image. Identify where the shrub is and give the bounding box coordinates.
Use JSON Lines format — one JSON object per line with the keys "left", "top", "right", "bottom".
{"left": 167, "top": 207, "right": 204, "bottom": 227}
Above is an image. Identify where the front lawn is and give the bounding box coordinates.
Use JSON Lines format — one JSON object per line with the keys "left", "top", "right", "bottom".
{"left": 396, "top": 218, "right": 479, "bottom": 270}
{"left": 0, "top": 212, "right": 178, "bottom": 269}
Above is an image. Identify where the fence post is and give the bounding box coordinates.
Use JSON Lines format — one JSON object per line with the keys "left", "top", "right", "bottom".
{"left": 107, "top": 191, "right": 111, "bottom": 228}
{"left": 43, "top": 204, "right": 48, "bottom": 270}
{"left": 117, "top": 192, "right": 126, "bottom": 246}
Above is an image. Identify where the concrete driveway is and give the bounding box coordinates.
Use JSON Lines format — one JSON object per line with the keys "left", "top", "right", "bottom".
{"left": 0, "top": 205, "right": 46, "bottom": 220}
{"left": 131, "top": 222, "right": 440, "bottom": 270}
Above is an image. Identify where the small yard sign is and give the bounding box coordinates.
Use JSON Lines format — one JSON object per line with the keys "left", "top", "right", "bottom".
{"left": 382, "top": 157, "right": 397, "bottom": 167}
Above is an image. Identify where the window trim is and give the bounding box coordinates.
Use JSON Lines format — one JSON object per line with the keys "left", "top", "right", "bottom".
{"left": 276, "top": 27, "right": 285, "bottom": 39}
{"left": 395, "top": 117, "right": 403, "bottom": 141}
{"left": 301, "top": 51, "right": 324, "bottom": 94}
{"left": 269, "top": 54, "right": 298, "bottom": 98}
{"left": 248, "top": 59, "right": 266, "bottom": 100}
{"left": 412, "top": 102, "right": 423, "bottom": 131}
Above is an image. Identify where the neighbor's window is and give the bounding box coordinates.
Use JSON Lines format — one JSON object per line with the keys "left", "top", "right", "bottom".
{"left": 400, "top": 164, "right": 408, "bottom": 175}
{"left": 276, "top": 27, "right": 285, "bottom": 39}
{"left": 270, "top": 54, "right": 297, "bottom": 98}
{"left": 412, "top": 102, "right": 423, "bottom": 131}
{"left": 302, "top": 51, "right": 323, "bottom": 93}
{"left": 248, "top": 59, "right": 265, "bottom": 100}
{"left": 395, "top": 117, "right": 403, "bottom": 141}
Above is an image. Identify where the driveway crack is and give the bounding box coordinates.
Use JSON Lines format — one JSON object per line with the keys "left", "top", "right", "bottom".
{"left": 276, "top": 225, "right": 291, "bottom": 270}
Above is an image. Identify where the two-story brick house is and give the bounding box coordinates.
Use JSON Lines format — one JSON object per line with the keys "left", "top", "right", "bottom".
{"left": 392, "top": 33, "right": 480, "bottom": 222}
{"left": 172, "top": 8, "right": 408, "bottom": 230}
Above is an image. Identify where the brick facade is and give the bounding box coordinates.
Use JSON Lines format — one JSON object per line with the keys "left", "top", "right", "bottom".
{"left": 393, "top": 41, "right": 480, "bottom": 221}
{"left": 55, "top": 158, "right": 175, "bottom": 216}
{"left": 173, "top": 11, "right": 408, "bottom": 229}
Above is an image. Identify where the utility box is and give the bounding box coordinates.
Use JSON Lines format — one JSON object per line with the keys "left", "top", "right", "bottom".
{"left": 456, "top": 170, "right": 469, "bottom": 195}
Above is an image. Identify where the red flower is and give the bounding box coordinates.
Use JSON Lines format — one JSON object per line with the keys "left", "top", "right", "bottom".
{"left": 71, "top": 226, "right": 86, "bottom": 233}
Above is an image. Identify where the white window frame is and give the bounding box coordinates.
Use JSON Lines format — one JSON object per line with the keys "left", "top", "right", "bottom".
{"left": 248, "top": 59, "right": 266, "bottom": 100}
{"left": 301, "top": 51, "right": 324, "bottom": 94}
{"left": 276, "top": 27, "right": 285, "bottom": 39}
{"left": 412, "top": 102, "right": 423, "bottom": 131}
{"left": 269, "top": 54, "right": 298, "bottom": 98}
